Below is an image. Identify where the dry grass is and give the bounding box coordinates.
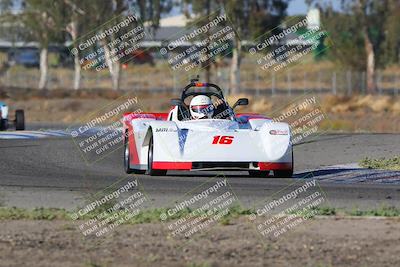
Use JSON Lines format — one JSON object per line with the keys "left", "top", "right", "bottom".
{"left": 322, "top": 95, "right": 399, "bottom": 114}
{"left": 359, "top": 156, "right": 400, "bottom": 171}
{"left": 2, "top": 87, "right": 400, "bottom": 132}
{"left": 4, "top": 59, "right": 400, "bottom": 92}
{"left": 224, "top": 93, "right": 271, "bottom": 113}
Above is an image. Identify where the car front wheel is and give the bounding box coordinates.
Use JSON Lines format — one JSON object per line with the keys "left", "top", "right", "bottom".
{"left": 147, "top": 135, "right": 167, "bottom": 176}
{"left": 15, "top": 110, "right": 25, "bottom": 130}
{"left": 124, "top": 133, "right": 145, "bottom": 174}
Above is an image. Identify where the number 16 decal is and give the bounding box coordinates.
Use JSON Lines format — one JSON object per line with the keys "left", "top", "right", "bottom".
{"left": 212, "top": 135, "right": 234, "bottom": 144}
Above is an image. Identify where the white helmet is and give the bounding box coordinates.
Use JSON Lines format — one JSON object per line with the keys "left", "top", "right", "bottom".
{"left": 189, "top": 95, "right": 214, "bottom": 119}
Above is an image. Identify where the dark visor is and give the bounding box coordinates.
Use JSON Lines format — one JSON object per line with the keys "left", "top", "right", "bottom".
{"left": 191, "top": 105, "right": 213, "bottom": 114}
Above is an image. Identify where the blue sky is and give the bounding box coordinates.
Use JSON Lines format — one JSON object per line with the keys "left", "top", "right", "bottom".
{"left": 288, "top": 0, "right": 309, "bottom": 15}
{"left": 288, "top": 0, "right": 341, "bottom": 15}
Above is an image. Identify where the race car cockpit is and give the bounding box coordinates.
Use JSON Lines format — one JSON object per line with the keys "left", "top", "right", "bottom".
{"left": 168, "top": 79, "right": 248, "bottom": 121}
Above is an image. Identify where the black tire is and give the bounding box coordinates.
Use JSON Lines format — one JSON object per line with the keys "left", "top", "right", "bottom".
{"left": 273, "top": 169, "right": 293, "bottom": 178}
{"left": 124, "top": 133, "right": 145, "bottom": 174}
{"left": 15, "top": 110, "right": 25, "bottom": 130}
{"left": 274, "top": 150, "right": 294, "bottom": 178}
{"left": 248, "top": 170, "right": 270, "bottom": 178}
{"left": 0, "top": 119, "right": 8, "bottom": 131}
{"left": 147, "top": 135, "right": 167, "bottom": 176}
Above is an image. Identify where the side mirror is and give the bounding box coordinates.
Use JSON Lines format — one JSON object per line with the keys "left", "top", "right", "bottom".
{"left": 170, "top": 98, "right": 183, "bottom": 106}
{"left": 232, "top": 98, "right": 249, "bottom": 109}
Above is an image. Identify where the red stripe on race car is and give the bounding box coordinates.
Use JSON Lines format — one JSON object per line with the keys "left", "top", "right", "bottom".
{"left": 152, "top": 161, "right": 192, "bottom": 170}
{"left": 127, "top": 125, "right": 140, "bottom": 165}
{"left": 259, "top": 162, "right": 292, "bottom": 170}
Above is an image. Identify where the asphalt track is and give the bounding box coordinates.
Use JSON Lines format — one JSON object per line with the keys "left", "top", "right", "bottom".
{"left": 0, "top": 131, "right": 399, "bottom": 211}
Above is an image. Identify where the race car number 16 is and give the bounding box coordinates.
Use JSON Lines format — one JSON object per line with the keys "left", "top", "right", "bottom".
{"left": 212, "top": 135, "right": 234, "bottom": 145}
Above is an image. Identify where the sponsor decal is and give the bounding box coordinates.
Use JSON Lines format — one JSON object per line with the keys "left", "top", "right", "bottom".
{"left": 269, "top": 129, "right": 289, "bottom": 135}
{"left": 178, "top": 129, "right": 189, "bottom": 154}
{"left": 155, "top": 127, "right": 177, "bottom": 132}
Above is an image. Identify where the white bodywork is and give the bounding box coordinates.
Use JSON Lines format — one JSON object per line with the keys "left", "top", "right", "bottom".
{"left": 124, "top": 110, "right": 293, "bottom": 171}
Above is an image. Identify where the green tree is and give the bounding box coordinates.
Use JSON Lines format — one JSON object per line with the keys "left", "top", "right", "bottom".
{"left": 183, "top": 0, "right": 289, "bottom": 93}
{"left": 77, "top": 0, "right": 172, "bottom": 90}
{"left": 1, "top": 0, "right": 65, "bottom": 89}
{"left": 223, "top": 0, "right": 289, "bottom": 93}
{"left": 63, "top": 0, "right": 86, "bottom": 90}
{"left": 354, "top": 0, "right": 389, "bottom": 93}
{"left": 183, "top": 0, "right": 220, "bottom": 83}
{"left": 381, "top": 0, "right": 400, "bottom": 65}
{"left": 137, "top": 0, "right": 174, "bottom": 37}
{"left": 312, "top": 0, "right": 396, "bottom": 93}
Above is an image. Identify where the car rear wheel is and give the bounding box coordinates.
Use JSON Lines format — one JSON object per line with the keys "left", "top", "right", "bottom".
{"left": 273, "top": 169, "right": 293, "bottom": 178}
{"left": 124, "top": 133, "right": 145, "bottom": 174}
{"left": 0, "top": 119, "right": 8, "bottom": 131}
{"left": 147, "top": 135, "right": 167, "bottom": 176}
{"left": 274, "top": 151, "right": 294, "bottom": 178}
{"left": 15, "top": 110, "right": 25, "bottom": 130}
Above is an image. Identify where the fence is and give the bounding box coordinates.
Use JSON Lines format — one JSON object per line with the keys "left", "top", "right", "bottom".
{"left": 1, "top": 65, "right": 399, "bottom": 96}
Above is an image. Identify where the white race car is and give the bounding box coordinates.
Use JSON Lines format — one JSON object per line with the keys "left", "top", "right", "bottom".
{"left": 122, "top": 80, "right": 293, "bottom": 177}
{"left": 0, "top": 101, "right": 25, "bottom": 131}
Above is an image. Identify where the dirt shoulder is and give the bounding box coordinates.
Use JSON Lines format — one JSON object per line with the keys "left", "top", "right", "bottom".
{"left": 1, "top": 217, "right": 399, "bottom": 267}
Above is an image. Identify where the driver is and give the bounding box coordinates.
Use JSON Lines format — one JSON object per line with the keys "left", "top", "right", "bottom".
{"left": 189, "top": 95, "right": 214, "bottom": 119}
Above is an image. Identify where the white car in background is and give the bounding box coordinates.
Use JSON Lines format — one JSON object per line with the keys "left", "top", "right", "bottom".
{"left": 0, "top": 101, "right": 25, "bottom": 131}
